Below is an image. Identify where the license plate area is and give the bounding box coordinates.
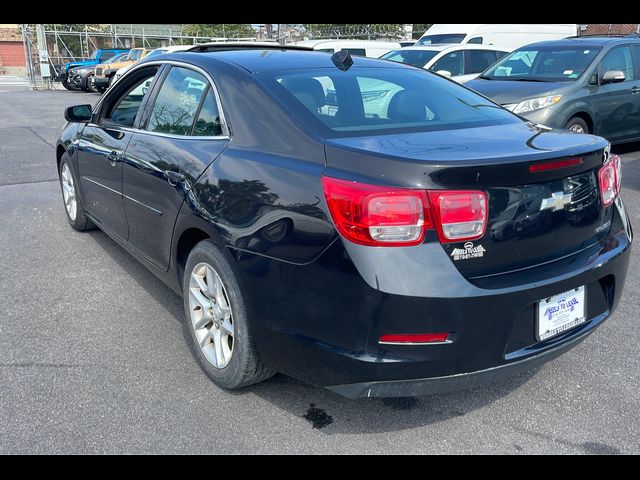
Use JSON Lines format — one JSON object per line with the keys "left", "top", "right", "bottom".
{"left": 537, "top": 286, "right": 587, "bottom": 341}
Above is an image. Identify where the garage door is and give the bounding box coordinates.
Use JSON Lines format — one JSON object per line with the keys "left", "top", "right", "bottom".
{"left": 0, "top": 41, "right": 26, "bottom": 67}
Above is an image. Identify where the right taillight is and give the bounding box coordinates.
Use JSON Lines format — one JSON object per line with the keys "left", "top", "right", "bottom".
{"left": 599, "top": 153, "right": 621, "bottom": 207}
{"left": 322, "top": 176, "right": 487, "bottom": 247}
{"left": 428, "top": 191, "right": 488, "bottom": 243}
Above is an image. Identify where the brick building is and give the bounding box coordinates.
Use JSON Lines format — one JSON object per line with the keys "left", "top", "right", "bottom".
{"left": 0, "top": 24, "right": 26, "bottom": 75}
{"left": 579, "top": 24, "right": 640, "bottom": 36}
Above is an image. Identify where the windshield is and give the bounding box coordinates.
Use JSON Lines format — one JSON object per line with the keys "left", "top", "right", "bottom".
{"left": 129, "top": 49, "right": 143, "bottom": 61}
{"left": 380, "top": 49, "right": 439, "bottom": 68}
{"left": 102, "top": 52, "right": 128, "bottom": 64}
{"left": 416, "top": 34, "right": 465, "bottom": 45}
{"left": 89, "top": 50, "right": 99, "bottom": 60}
{"left": 146, "top": 49, "right": 169, "bottom": 59}
{"left": 260, "top": 67, "right": 520, "bottom": 138}
{"left": 481, "top": 46, "right": 602, "bottom": 81}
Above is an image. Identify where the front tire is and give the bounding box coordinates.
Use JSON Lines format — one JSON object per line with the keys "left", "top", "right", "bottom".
{"left": 182, "top": 240, "right": 274, "bottom": 390}
{"left": 565, "top": 116, "right": 589, "bottom": 134}
{"left": 59, "top": 153, "right": 95, "bottom": 231}
{"left": 61, "top": 78, "right": 80, "bottom": 91}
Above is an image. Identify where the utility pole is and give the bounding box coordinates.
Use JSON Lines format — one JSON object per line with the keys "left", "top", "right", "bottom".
{"left": 35, "top": 24, "right": 51, "bottom": 89}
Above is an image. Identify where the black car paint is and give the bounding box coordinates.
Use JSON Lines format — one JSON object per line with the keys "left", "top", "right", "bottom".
{"left": 56, "top": 50, "right": 633, "bottom": 397}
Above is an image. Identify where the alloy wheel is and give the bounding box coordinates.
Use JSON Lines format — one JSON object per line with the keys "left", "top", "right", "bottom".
{"left": 61, "top": 163, "right": 77, "bottom": 221}
{"left": 188, "top": 262, "right": 234, "bottom": 369}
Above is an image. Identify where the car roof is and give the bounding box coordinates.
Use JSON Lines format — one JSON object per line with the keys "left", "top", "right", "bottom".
{"left": 522, "top": 36, "right": 640, "bottom": 49}
{"left": 294, "top": 39, "right": 400, "bottom": 48}
{"left": 394, "top": 44, "right": 509, "bottom": 52}
{"left": 172, "top": 48, "right": 412, "bottom": 73}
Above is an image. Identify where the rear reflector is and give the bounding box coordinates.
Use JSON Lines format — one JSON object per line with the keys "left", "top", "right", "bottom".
{"left": 529, "top": 158, "right": 583, "bottom": 173}
{"left": 379, "top": 333, "right": 450, "bottom": 345}
{"left": 428, "top": 191, "right": 487, "bottom": 243}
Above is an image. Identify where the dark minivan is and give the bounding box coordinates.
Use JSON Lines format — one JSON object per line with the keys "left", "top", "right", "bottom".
{"left": 467, "top": 36, "right": 640, "bottom": 143}
{"left": 56, "top": 47, "right": 632, "bottom": 398}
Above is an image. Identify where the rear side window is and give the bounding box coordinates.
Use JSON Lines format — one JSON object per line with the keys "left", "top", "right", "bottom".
{"left": 431, "top": 51, "right": 463, "bottom": 76}
{"left": 600, "top": 46, "right": 634, "bottom": 81}
{"left": 466, "top": 50, "right": 499, "bottom": 74}
{"left": 147, "top": 67, "right": 208, "bottom": 135}
{"left": 192, "top": 90, "right": 223, "bottom": 136}
{"left": 635, "top": 45, "right": 640, "bottom": 79}
{"left": 100, "top": 51, "right": 116, "bottom": 61}
{"left": 468, "top": 37, "right": 483, "bottom": 44}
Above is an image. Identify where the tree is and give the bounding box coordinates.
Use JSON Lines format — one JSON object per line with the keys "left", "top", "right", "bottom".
{"left": 182, "top": 24, "right": 256, "bottom": 39}
{"left": 412, "top": 24, "right": 433, "bottom": 39}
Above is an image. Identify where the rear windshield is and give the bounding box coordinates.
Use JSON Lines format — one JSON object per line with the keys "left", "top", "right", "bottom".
{"left": 416, "top": 34, "right": 465, "bottom": 45}
{"left": 482, "top": 46, "right": 602, "bottom": 81}
{"left": 259, "top": 67, "right": 520, "bottom": 138}
{"left": 380, "top": 49, "right": 439, "bottom": 68}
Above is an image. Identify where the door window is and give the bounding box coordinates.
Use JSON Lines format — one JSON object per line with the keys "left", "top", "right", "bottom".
{"left": 101, "top": 68, "right": 158, "bottom": 127}
{"left": 466, "top": 50, "right": 499, "bottom": 74}
{"left": 192, "top": 90, "right": 223, "bottom": 136}
{"left": 600, "top": 46, "right": 634, "bottom": 81}
{"left": 468, "top": 37, "right": 483, "bottom": 44}
{"left": 147, "top": 67, "right": 209, "bottom": 136}
{"left": 431, "top": 51, "right": 464, "bottom": 76}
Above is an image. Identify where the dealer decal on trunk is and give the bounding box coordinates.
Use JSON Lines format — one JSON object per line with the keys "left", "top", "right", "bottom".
{"left": 451, "top": 242, "right": 486, "bottom": 261}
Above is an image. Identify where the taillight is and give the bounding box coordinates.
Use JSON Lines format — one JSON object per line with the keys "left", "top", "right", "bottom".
{"left": 321, "top": 177, "right": 430, "bottom": 246}
{"left": 321, "top": 177, "right": 488, "bottom": 247}
{"left": 599, "top": 153, "right": 621, "bottom": 207}
{"left": 428, "top": 191, "right": 487, "bottom": 243}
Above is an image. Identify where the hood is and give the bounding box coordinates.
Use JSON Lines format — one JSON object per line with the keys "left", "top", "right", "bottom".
{"left": 325, "top": 121, "right": 607, "bottom": 166}
{"left": 64, "top": 60, "right": 95, "bottom": 71}
{"left": 465, "top": 78, "right": 568, "bottom": 105}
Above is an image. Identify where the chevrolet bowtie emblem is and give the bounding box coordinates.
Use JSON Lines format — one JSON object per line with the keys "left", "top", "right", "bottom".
{"left": 540, "top": 191, "right": 572, "bottom": 211}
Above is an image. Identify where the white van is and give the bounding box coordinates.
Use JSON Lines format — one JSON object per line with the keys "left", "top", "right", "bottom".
{"left": 416, "top": 24, "right": 577, "bottom": 51}
{"left": 293, "top": 40, "right": 400, "bottom": 58}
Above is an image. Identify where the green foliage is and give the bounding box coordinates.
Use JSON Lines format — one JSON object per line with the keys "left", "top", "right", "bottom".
{"left": 303, "top": 24, "right": 406, "bottom": 39}
{"left": 412, "top": 24, "right": 433, "bottom": 39}
{"left": 182, "top": 24, "right": 256, "bottom": 38}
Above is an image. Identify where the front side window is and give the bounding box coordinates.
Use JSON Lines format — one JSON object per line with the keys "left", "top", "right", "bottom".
{"left": 600, "top": 46, "right": 634, "bottom": 81}
{"left": 482, "top": 46, "right": 601, "bottom": 81}
{"left": 468, "top": 37, "right": 483, "bottom": 44}
{"left": 102, "top": 69, "right": 158, "bottom": 127}
{"left": 147, "top": 66, "right": 208, "bottom": 135}
{"left": 431, "top": 51, "right": 464, "bottom": 76}
{"left": 264, "top": 67, "right": 520, "bottom": 137}
{"left": 380, "top": 49, "right": 439, "bottom": 68}
{"left": 343, "top": 48, "right": 366, "bottom": 57}
{"left": 99, "top": 51, "right": 116, "bottom": 61}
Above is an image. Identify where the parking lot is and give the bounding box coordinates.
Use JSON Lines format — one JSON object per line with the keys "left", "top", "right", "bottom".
{"left": 0, "top": 88, "right": 639, "bottom": 454}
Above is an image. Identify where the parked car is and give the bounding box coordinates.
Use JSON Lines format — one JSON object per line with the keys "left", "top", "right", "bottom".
{"left": 416, "top": 24, "right": 577, "bottom": 51}
{"left": 90, "top": 48, "right": 152, "bottom": 93}
{"left": 57, "top": 47, "right": 632, "bottom": 398}
{"left": 54, "top": 48, "right": 129, "bottom": 91}
{"left": 381, "top": 44, "right": 509, "bottom": 83}
{"left": 294, "top": 39, "right": 400, "bottom": 58}
{"left": 112, "top": 45, "right": 194, "bottom": 84}
{"left": 466, "top": 36, "right": 640, "bottom": 143}
{"left": 67, "top": 52, "right": 129, "bottom": 92}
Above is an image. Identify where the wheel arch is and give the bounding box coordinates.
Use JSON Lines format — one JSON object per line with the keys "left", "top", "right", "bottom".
{"left": 567, "top": 111, "right": 594, "bottom": 134}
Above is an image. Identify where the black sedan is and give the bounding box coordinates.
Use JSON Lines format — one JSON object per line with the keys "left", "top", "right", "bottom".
{"left": 56, "top": 47, "right": 632, "bottom": 398}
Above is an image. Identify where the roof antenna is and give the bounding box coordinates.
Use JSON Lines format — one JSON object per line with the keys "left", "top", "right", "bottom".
{"left": 331, "top": 50, "right": 353, "bottom": 71}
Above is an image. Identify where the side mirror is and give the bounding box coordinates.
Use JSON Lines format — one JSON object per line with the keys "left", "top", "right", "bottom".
{"left": 64, "top": 105, "right": 93, "bottom": 123}
{"left": 436, "top": 70, "right": 452, "bottom": 78}
{"left": 602, "top": 70, "right": 626, "bottom": 84}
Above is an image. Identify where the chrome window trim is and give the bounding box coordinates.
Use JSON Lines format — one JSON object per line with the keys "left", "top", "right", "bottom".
{"left": 93, "top": 59, "right": 231, "bottom": 140}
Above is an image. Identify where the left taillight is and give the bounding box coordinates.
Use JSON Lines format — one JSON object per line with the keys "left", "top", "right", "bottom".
{"left": 321, "top": 177, "right": 430, "bottom": 246}
{"left": 321, "top": 177, "right": 488, "bottom": 247}
{"left": 599, "top": 153, "right": 621, "bottom": 207}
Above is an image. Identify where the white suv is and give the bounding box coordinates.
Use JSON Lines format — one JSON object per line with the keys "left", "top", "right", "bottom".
{"left": 381, "top": 44, "right": 509, "bottom": 83}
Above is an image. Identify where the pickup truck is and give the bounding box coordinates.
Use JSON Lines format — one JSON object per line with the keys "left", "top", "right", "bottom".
{"left": 53, "top": 48, "right": 129, "bottom": 90}
{"left": 90, "top": 48, "right": 152, "bottom": 93}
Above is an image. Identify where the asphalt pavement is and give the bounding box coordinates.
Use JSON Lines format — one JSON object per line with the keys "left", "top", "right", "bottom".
{"left": 0, "top": 89, "right": 638, "bottom": 454}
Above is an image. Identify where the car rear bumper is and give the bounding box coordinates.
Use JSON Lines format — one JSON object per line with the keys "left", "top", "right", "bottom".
{"left": 327, "top": 309, "right": 607, "bottom": 398}
{"left": 245, "top": 199, "right": 632, "bottom": 398}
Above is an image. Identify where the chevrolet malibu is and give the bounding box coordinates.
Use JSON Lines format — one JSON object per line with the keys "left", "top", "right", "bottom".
{"left": 56, "top": 47, "right": 632, "bottom": 398}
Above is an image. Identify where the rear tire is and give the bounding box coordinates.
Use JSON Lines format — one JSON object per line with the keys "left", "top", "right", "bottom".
{"left": 182, "top": 239, "right": 275, "bottom": 390}
{"left": 59, "top": 153, "right": 95, "bottom": 231}
{"left": 565, "top": 117, "right": 589, "bottom": 134}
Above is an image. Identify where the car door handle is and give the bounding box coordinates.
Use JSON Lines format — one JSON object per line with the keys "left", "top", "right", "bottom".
{"left": 631, "top": 86, "right": 640, "bottom": 94}
{"left": 164, "top": 170, "right": 185, "bottom": 185}
{"left": 107, "top": 151, "right": 121, "bottom": 165}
